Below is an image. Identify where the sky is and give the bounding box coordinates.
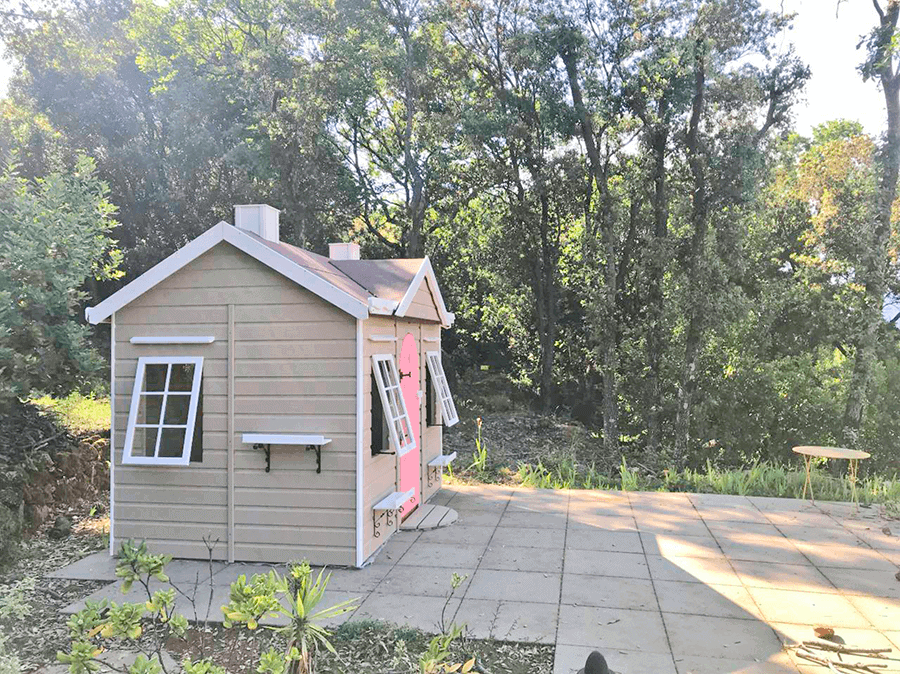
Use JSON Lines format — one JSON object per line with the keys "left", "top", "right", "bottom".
{"left": 0, "top": 0, "right": 890, "bottom": 137}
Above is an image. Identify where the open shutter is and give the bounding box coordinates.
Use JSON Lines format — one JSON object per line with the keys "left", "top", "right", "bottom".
{"left": 425, "top": 351, "right": 459, "bottom": 427}
{"left": 372, "top": 355, "right": 417, "bottom": 455}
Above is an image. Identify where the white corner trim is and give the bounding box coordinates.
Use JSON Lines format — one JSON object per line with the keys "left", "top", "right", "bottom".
{"left": 109, "top": 313, "right": 115, "bottom": 556}
{"left": 355, "top": 320, "right": 364, "bottom": 568}
{"left": 130, "top": 336, "right": 216, "bottom": 345}
{"left": 368, "top": 335, "right": 397, "bottom": 343}
{"left": 85, "top": 221, "right": 369, "bottom": 325}
{"left": 393, "top": 257, "right": 454, "bottom": 327}
{"left": 368, "top": 297, "right": 399, "bottom": 315}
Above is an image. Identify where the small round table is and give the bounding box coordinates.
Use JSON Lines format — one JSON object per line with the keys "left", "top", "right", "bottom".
{"left": 792, "top": 446, "right": 871, "bottom": 508}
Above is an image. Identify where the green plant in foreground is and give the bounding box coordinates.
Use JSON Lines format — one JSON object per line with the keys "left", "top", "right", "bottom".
{"left": 469, "top": 418, "right": 488, "bottom": 474}
{"left": 57, "top": 542, "right": 358, "bottom": 674}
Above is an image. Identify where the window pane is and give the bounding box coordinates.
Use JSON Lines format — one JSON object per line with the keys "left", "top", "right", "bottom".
{"left": 137, "top": 427, "right": 159, "bottom": 457}
{"left": 158, "top": 428, "right": 186, "bottom": 458}
{"left": 139, "top": 394, "right": 163, "bottom": 425}
{"left": 144, "top": 364, "right": 168, "bottom": 392}
{"left": 168, "top": 364, "right": 195, "bottom": 392}
{"left": 164, "top": 395, "right": 191, "bottom": 425}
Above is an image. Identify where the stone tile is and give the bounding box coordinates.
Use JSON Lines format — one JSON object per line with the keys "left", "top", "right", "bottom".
{"left": 818, "top": 565, "right": 900, "bottom": 598}
{"left": 695, "top": 505, "right": 772, "bottom": 525}
{"left": 376, "top": 564, "right": 474, "bottom": 598}
{"left": 491, "top": 526, "right": 566, "bottom": 549}
{"left": 561, "top": 574, "right": 656, "bottom": 611}
{"left": 497, "top": 510, "right": 567, "bottom": 529}
{"left": 730, "top": 560, "right": 836, "bottom": 594}
{"left": 567, "top": 514, "right": 639, "bottom": 532}
{"left": 793, "top": 541, "right": 897, "bottom": 571}
{"left": 397, "top": 542, "right": 486, "bottom": 569}
{"left": 673, "top": 653, "right": 800, "bottom": 673}
{"left": 466, "top": 568, "right": 561, "bottom": 604}
{"left": 663, "top": 613, "right": 784, "bottom": 660}
{"left": 761, "top": 511, "right": 839, "bottom": 528}
{"left": 646, "top": 555, "right": 742, "bottom": 586}
{"left": 164, "top": 559, "right": 227, "bottom": 584}
{"left": 566, "top": 530, "right": 643, "bottom": 554}
{"left": 633, "top": 515, "right": 714, "bottom": 538}
{"left": 747, "top": 587, "right": 870, "bottom": 628}
{"left": 846, "top": 594, "right": 900, "bottom": 630}
{"left": 640, "top": 533, "right": 724, "bottom": 559}
{"left": 776, "top": 523, "right": 866, "bottom": 546}
{"left": 654, "top": 581, "right": 762, "bottom": 620}
{"left": 479, "top": 544, "right": 564, "bottom": 573}
{"left": 714, "top": 534, "right": 811, "bottom": 565}
{"left": 64, "top": 580, "right": 226, "bottom": 622}
{"left": 554, "top": 645, "right": 676, "bottom": 674}
{"left": 312, "top": 565, "right": 389, "bottom": 593}
{"left": 213, "top": 563, "right": 285, "bottom": 585}
{"left": 455, "top": 509, "right": 504, "bottom": 528}
{"left": 427, "top": 489, "right": 456, "bottom": 506}
{"left": 843, "top": 522, "right": 900, "bottom": 551}
{"left": 564, "top": 550, "right": 650, "bottom": 579}
{"left": 688, "top": 493, "right": 753, "bottom": 507}
{"left": 351, "top": 592, "right": 460, "bottom": 632}
{"left": 451, "top": 500, "right": 509, "bottom": 514}
{"left": 557, "top": 604, "right": 670, "bottom": 653}
{"left": 707, "top": 521, "right": 783, "bottom": 538}
{"left": 886, "top": 630, "right": 900, "bottom": 651}
{"left": 628, "top": 491, "right": 693, "bottom": 506}
{"left": 455, "top": 598, "right": 558, "bottom": 644}
{"left": 416, "top": 524, "right": 495, "bottom": 547}
{"left": 370, "top": 531, "right": 421, "bottom": 566}
{"left": 746, "top": 496, "right": 819, "bottom": 513}
{"left": 47, "top": 552, "right": 119, "bottom": 581}
{"left": 508, "top": 488, "right": 569, "bottom": 511}
{"left": 315, "top": 590, "right": 362, "bottom": 627}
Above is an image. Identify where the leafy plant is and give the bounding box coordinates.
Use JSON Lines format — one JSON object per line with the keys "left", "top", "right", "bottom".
{"left": 469, "top": 418, "right": 489, "bottom": 474}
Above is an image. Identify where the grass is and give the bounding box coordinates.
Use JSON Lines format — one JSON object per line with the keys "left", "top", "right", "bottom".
{"left": 510, "top": 457, "right": 900, "bottom": 507}
{"left": 30, "top": 392, "right": 110, "bottom": 435}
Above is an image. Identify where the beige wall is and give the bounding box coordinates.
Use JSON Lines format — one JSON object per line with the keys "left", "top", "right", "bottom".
{"left": 404, "top": 277, "right": 441, "bottom": 322}
{"left": 360, "top": 315, "right": 443, "bottom": 562}
{"left": 113, "top": 242, "right": 357, "bottom": 564}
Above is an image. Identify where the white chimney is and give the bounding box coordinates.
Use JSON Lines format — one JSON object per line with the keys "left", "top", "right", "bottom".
{"left": 234, "top": 204, "right": 280, "bottom": 242}
{"left": 328, "top": 242, "right": 361, "bottom": 260}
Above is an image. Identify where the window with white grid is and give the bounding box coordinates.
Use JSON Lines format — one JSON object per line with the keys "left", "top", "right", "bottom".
{"left": 123, "top": 356, "right": 204, "bottom": 466}
{"left": 371, "top": 354, "right": 416, "bottom": 456}
{"left": 425, "top": 351, "right": 459, "bottom": 427}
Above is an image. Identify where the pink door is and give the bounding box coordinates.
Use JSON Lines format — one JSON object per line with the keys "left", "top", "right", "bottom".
{"left": 399, "top": 332, "right": 421, "bottom": 518}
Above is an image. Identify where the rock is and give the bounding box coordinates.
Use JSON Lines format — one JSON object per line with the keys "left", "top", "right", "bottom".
{"left": 577, "top": 651, "right": 611, "bottom": 674}
{"left": 48, "top": 515, "right": 72, "bottom": 539}
{"left": 27, "top": 504, "right": 52, "bottom": 527}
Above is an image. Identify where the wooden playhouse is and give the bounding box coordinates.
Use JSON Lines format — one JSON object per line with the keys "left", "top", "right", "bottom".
{"left": 86, "top": 204, "right": 459, "bottom": 567}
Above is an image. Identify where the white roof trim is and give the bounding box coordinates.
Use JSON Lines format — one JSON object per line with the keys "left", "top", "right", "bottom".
{"left": 393, "top": 257, "right": 454, "bottom": 327}
{"left": 368, "top": 297, "right": 398, "bottom": 315}
{"left": 85, "top": 222, "right": 369, "bottom": 325}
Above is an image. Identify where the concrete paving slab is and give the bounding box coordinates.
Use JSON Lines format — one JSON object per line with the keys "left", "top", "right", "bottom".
{"left": 654, "top": 580, "right": 762, "bottom": 620}
{"left": 557, "top": 604, "right": 670, "bottom": 653}
{"left": 714, "top": 534, "right": 811, "bottom": 566}
{"left": 491, "top": 526, "right": 566, "bottom": 549}
{"left": 775, "top": 523, "right": 867, "bottom": 546}
{"left": 397, "top": 541, "right": 486, "bottom": 569}
{"left": 730, "top": 560, "right": 837, "bottom": 594}
{"left": 416, "top": 524, "right": 495, "bottom": 546}
{"left": 479, "top": 544, "right": 564, "bottom": 573}
{"left": 455, "top": 598, "right": 559, "bottom": 644}
{"left": 640, "top": 533, "right": 724, "bottom": 559}
{"left": 633, "top": 515, "right": 715, "bottom": 538}
{"left": 646, "top": 554, "right": 743, "bottom": 586}
{"left": 47, "top": 552, "right": 119, "bottom": 581}
{"left": 496, "top": 510, "right": 567, "bottom": 529}
{"left": 567, "top": 514, "right": 638, "bottom": 532}
{"left": 695, "top": 505, "right": 772, "bottom": 525}
{"left": 454, "top": 509, "right": 504, "bottom": 527}
{"left": 673, "top": 653, "right": 799, "bottom": 674}
{"left": 466, "top": 568, "right": 561, "bottom": 604}
{"left": 706, "top": 521, "right": 784, "bottom": 537}
{"left": 351, "top": 592, "right": 460, "bottom": 631}
{"left": 566, "top": 530, "right": 644, "bottom": 554}
{"left": 793, "top": 541, "right": 898, "bottom": 571}
{"left": 817, "top": 565, "right": 900, "bottom": 598}
{"left": 663, "top": 613, "right": 784, "bottom": 660}
{"left": 564, "top": 550, "right": 650, "bottom": 579}
{"left": 561, "top": 574, "right": 656, "bottom": 611}
{"left": 554, "top": 645, "right": 677, "bottom": 674}
{"left": 747, "top": 587, "right": 870, "bottom": 628}
{"left": 375, "top": 563, "right": 475, "bottom": 598}
{"left": 846, "top": 594, "right": 900, "bottom": 630}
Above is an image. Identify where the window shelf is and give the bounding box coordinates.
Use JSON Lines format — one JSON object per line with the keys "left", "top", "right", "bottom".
{"left": 427, "top": 452, "right": 456, "bottom": 487}
{"left": 241, "top": 434, "right": 332, "bottom": 473}
{"left": 373, "top": 489, "right": 415, "bottom": 538}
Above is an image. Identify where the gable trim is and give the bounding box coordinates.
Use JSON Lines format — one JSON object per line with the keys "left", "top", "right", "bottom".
{"left": 85, "top": 222, "right": 370, "bottom": 324}
{"left": 393, "top": 257, "right": 454, "bottom": 327}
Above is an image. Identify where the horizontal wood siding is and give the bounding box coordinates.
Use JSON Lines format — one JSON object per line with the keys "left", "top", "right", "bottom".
{"left": 404, "top": 277, "right": 441, "bottom": 323}
{"left": 113, "top": 242, "right": 357, "bottom": 564}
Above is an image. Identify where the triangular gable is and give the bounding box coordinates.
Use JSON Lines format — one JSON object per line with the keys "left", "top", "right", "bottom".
{"left": 394, "top": 257, "right": 454, "bottom": 327}
{"left": 85, "top": 222, "right": 369, "bottom": 324}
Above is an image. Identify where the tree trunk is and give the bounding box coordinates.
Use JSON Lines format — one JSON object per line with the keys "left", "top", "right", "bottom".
{"left": 842, "top": 1, "right": 900, "bottom": 444}
{"left": 674, "top": 41, "right": 707, "bottom": 466}
{"left": 558, "top": 39, "right": 619, "bottom": 456}
{"left": 646, "top": 101, "right": 669, "bottom": 460}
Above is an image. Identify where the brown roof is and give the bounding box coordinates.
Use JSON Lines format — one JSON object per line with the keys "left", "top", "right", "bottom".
{"left": 251, "top": 233, "right": 425, "bottom": 305}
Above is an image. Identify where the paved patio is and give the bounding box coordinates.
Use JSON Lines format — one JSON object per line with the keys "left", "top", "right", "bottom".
{"left": 53, "top": 485, "right": 900, "bottom": 673}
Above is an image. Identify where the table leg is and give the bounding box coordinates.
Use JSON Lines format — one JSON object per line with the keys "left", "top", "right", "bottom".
{"left": 849, "top": 458, "right": 859, "bottom": 512}
{"left": 802, "top": 455, "right": 815, "bottom": 504}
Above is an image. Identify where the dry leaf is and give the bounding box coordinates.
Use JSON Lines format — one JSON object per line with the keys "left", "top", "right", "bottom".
{"left": 814, "top": 626, "right": 835, "bottom": 639}
{"left": 882, "top": 527, "right": 893, "bottom": 537}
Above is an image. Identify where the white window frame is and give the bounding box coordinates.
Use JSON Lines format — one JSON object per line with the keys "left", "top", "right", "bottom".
{"left": 426, "top": 351, "right": 459, "bottom": 427}
{"left": 371, "top": 354, "right": 417, "bottom": 456}
{"left": 123, "top": 356, "right": 204, "bottom": 466}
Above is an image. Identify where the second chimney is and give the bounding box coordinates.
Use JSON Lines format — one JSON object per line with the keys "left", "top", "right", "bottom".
{"left": 329, "top": 242, "right": 361, "bottom": 260}
{"left": 234, "top": 204, "right": 280, "bottom": 242}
